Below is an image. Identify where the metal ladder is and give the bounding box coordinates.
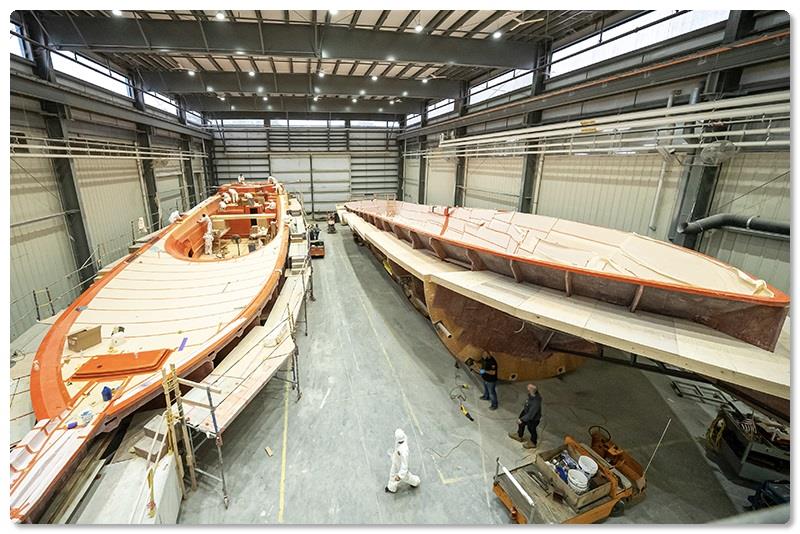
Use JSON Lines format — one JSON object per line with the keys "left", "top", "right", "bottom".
{"left": 160, "top": 364, "right": 198, "bottom": 497}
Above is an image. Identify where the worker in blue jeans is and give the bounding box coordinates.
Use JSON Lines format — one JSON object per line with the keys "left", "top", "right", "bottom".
{"left": 477, "top": 354, "right": 498, "bottom": 410}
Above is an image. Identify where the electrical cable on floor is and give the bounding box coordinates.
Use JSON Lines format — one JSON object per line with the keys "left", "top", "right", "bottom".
{"left": 424, "top": 438, "right": 486, "bottom": 460}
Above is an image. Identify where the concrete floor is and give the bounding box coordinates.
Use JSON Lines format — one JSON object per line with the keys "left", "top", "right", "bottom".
{"left": 177, "top": 226, "right": 755, "bottom": 525}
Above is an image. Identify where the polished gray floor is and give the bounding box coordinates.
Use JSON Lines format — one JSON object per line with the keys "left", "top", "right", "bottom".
{"left": 177, "top": 226, "right": 752, "bottom": 524}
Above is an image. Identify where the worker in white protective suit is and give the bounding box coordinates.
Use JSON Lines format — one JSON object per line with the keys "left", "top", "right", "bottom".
{"left": 222, "top": 191, "right": 232, "bottom": 204}
{"left": 203, "top": 231, "right": 214, "bottom": 256}
{"left": 229, "top": 188, "right": 240, "bottom": 203}
{"left": 198, "top": 213, "right": 213, "bottom": 234}
{"left": 237, "top": 173, "right": 245, "bottom": 184}
{"left": 219, "top": 200, "right": 227, "bottom": 210}
{"left": 168, "top": 210, "right": 182, "bottom": 224}
{"left": 385, "top": 428, "right": 420, "bottom": 493}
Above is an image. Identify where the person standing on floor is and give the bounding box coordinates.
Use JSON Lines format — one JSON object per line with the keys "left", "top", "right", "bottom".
{"left": 385, "top": 429, "right": 420, "bottom": 493}
{"left": 477, "top": 353, "right": 499, "bottom": 410}
{"left": 508, "top": 384, "right": 542, "bottom": 449}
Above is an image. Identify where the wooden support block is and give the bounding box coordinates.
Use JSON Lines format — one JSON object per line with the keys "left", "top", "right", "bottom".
{"left": 429, "top": 238, "right": 448, "bottom": 260}
{"left": 466, "top": 249, "right": 486, "bottom": 271}
{"left": 630, "top": 285, "right": 644, "bottom": 313}
{"left": 509, "top": 260, "right": 524, "bottom": 283}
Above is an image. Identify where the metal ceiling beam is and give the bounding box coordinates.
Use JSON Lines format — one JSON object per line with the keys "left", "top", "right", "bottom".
{"left": 138, "top": 71, "right": 461, "bottom": 99}
{"left": 204, "top": 111, "right": 405, "bottom": 122}
{"left": 397, "top": 29, "right": 790, "bottom": 139}
{"left": 10, "top": 71, "right": 212, "bottom": 139}
{"left": 184, "top": 95, "right": 423, "bottom": 114}
{"left": 38, "top": 14, "right": 540, "bottom": 69}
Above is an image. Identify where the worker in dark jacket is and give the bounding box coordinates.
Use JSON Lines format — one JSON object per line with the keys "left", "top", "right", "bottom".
{"left": 477, "top": 354, "right": 499, "bottom": 410}
{"left": 508, "top": 384, "right": 542, "bottom": 449}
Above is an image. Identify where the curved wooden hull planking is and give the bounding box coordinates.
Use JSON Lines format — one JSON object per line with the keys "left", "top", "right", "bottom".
{"left": 11, "top": 180, "right": 290, "bottom": 522}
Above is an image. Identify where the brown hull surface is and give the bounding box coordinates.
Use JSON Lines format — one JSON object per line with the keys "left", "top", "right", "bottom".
{"left": 346, "top": 200, "right": 789, "bottom": 351}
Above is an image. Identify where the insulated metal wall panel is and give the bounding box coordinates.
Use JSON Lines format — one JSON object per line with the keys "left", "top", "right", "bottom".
{"left": 270, "top": 155, "right": 312, "bottom": 211}
{"left": 403, "top": 156, "right": 420, "bottom": 203}
{"left": 212, "top": 128, "right": 269, "bottom": 183}
{"left": 72, "top": 149, "right": 149, "bottom": 267}
{"left": 153, "top": 156, "right": 186, "bottom": 227}
{"left": 10, "top": 127, "right": 79, "bottom": 339}
{"left": 464, "top": 156, "right": 524, "bottom": 210}
{"left": 310, "top": 154, "right": 351, "bottom": 214}
{"left": 349, "top": 129, "right": 399, "bottom": 198}
{"left": 699, "top": 151, "right": 790, "bottom": 294}
{"left": 425, "top": 152, "right": 457, "bottom": 206}
{"left": 536, "top": 154, "right": 680, "bottom": 240}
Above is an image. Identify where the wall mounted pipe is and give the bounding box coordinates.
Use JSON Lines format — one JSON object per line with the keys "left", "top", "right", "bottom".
{"left": 438, "top": 90, "right": 790, "bottom": 147}
{"left": 677, "top": 214, "right": 789, "bottom": 236}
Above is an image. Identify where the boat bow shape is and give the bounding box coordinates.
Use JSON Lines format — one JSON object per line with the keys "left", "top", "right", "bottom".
{"left": 11, "top": 180, "right": 290, "bottom": 522}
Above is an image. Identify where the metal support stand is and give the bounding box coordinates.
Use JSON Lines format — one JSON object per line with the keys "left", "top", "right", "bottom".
{"left": 167, "top": 368, "right": 231, "bottom": 509}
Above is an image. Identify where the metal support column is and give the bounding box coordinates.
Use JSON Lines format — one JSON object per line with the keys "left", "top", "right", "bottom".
{"left": 669, "top": 11, "right": 755, "bottom": 249}
{"left": 203, "top": 138, "right": 217, "bottom": 194}
{"left": 181, "top": 135, "right": 197, "bottom": 207}
{"left": 137, "top": 126, "right": 161, "bottom": 230}
{"left": 417, "top": 113, "right": 429, "bottom": 204}
{"left": 453, "top": 81, "right": 468, "bottom": 207}
{"left": 396, "top": 118, "right": 407, "bottom": 200}
{"left": 24, "top": 13, "right": 97, "bottom": 289}
{"left": 519, "top": 42, "right": 548, "bottom": 213}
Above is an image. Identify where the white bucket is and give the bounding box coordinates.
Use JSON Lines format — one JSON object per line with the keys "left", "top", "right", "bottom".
{"left": 567, "top": 469, "right": 588, "bottom": 494}
{"left": 578, "top": 455, "right": 598, "bottom": 478}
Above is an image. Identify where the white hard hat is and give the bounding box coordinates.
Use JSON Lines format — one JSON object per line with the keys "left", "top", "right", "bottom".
{"left": 395, "top": 429, "right": 406, "bottom": 443}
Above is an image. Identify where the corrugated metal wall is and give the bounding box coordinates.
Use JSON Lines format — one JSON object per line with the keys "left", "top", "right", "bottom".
{"left": 349, "top": 128, "right": 399, "bottom": 198}
{"left": 403, "top": 156, "right": 421, "bottom": 203}
{"left": 212, "top": 128, "right": 270, "bottom": 183}
{"left": 10, "top": 125, "right": 80, "bottom": 339}
{"left": 535, "top": 154, "right": 680, "bottom": 239}
{"left": 270, "top": 155, "right": 313, "bottom": 211}
{"left": 311, "top": 154, "right": 351, "bottom": 214}
{"left": 699, "top": 151, "right": 790, "bottom": 293}
{"left": 72, "top": 152, "right": 148, "bottom": 267}
{"left": 9, "top": 90, "right": 207, "bottom": 340}
{"left": 464, "top": 156, "right": 524, "bottom": 210}
{"left": 425, "top": 152, "right": 457, "bottom": 206}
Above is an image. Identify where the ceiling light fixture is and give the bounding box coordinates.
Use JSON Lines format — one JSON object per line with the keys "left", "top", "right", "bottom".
{"left": 329, "top": 10, "right": 338, "bottom": 15}
{"left": 492, "top": 31, "right": 502, "bottom": 39}
{"left": 402, "top": 91, "right": 408, "bottom": 96}
{"left": 263, "top": 96, "right": 268, "bottom": 101}
{"left": 378, "top": 108, "right": 383, "bottom": 112}
{"left": 421, "top": 78, "right": 429, "bottom": 84}
{"left": 351, "top": 97, "right": 357, "bottom": 103}
{"left": 207, "top": 86, "right": 214, "bottom": 91}
{"left": 216, "top": 12, "right": 226, "bottom": 20}
{"left": 389, "top": 100, "right": 395, "bottom": 105}
{"left": 248, "top": 71, "right": 255, "bottom": 77}
{"left": 188, "top": 70, "right": 196, "bottom": 76}
{"left": 313, "top": 96, "right": 319, "bottom": 102}
{"left": 414, "top": 24, "right": 424, "bottom": 33}
{"left": 318, "top": 71, "right": 325, "bottom": 78}
{"left": 231, "top": 105, "right": 236, "bottom": 110}
{"left": 257, "top": 86, "right": 263, "bottom": 92}
{"left": 359, "top": 89, "right": 365, "bottom": 95}
{"left": 386, "top": 55, "right": 395, "bottom": 62}
{"left": 112, "top": 10, "right": 123, "bottom": 17}
{"left": 236, "top": 50, "right": 244, "bottom": 55}
{"left": 371, "top": 75, "right": 378, "bottom": 81}
{"left": 220, "top": 96, "right": 226, "bottom": 101}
